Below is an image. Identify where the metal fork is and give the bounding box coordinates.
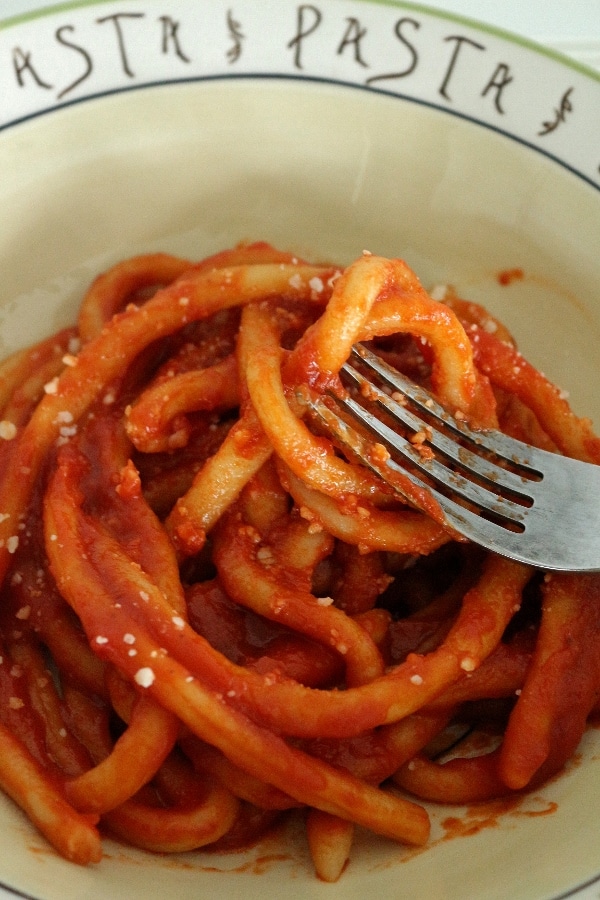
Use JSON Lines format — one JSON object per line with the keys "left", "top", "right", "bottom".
{"left": 303, "top": 343, "right": 600, "bottom": 571}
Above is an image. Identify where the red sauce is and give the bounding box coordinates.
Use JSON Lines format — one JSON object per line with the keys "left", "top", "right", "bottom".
{"left": 441, "top": 794, "right": 558, "bottom": 842}
{"left": 497, "top": 268, "right": 524, "bottom": 286}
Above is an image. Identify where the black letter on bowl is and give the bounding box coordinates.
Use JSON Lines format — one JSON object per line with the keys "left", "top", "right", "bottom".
{"left": 366, "top": 17, "right": 420, "bottom": 86}
{"left": 439, "top": 35, "right": 485, "bottom": 101}
{"left": 55, "top": 26, "right": 94, "bottom": 99}
{"left": 12, "top": 47, "right": 53, "bottom": 89}
{"left": 337, "top": 17, "right": 369, "bottom": 68}
{"left": 159, "top": 16, "right": 191, "bottom": 63}
{"left": 481, "top": 63, "right": 513, "bottom": 114}
{"left": 96, "top": 12, "right": 145, "bottom": 78}
{"left": 288, "top": 4, "right": 322, "bottom": 70}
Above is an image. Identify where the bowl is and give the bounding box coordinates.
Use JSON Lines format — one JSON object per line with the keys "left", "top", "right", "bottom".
{"left": 0, "top": 2, "right": 599, "bottom": 898}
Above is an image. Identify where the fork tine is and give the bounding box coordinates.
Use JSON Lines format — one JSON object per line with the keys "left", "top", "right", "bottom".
{"left": 307, "top": 391, "right": 527, "bottom": 530}
{"left": 341, "top": 355, "right": 533, "bottom": 502}
{"left": 305, "top": 394, "right": 539, "bottom": 566}
{"left": 348, "top": 344, "right": 542, "bottom": 479}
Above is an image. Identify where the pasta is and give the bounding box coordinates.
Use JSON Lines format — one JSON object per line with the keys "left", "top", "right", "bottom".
{"left": 0, "top": 241, "right": 599, "bottom": 881}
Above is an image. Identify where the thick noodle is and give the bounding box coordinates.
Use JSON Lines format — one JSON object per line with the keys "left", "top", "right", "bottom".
{"left": 0, "top": 242, "right": 598, "bottom": 883}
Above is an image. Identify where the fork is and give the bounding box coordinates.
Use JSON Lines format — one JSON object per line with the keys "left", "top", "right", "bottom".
{"left": 303, "top": 343, "right": 600, "bottom": 571}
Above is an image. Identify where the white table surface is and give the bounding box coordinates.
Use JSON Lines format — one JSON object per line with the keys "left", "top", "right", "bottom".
{"left": 425, "top": 0, "right": 600, "bottom": 67}
{"left": 0, "top": 1, "right": 598, "bottom": 898}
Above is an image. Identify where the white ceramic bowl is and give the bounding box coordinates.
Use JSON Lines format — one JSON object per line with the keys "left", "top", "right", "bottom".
{"left": 1, "top": 2, "right": 599, "bottom": 898}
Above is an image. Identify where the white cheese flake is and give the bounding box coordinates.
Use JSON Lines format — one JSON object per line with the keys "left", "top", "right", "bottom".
{"left": 429, "top": 284, "right": 448, "bottom": 301}
{"left": 134, "top": 667, "right": 155, "bottom": 688}
{"left": 256, "top": 546, "right": 275, "bottom": 566}
{"left": 55, "top": 411, "right": 74, "bottom": 424}
{"left": 44, "top": 377, "right": 59, "bottom": 395}
{"left": 0, "top": 421, "right": 17, "bottom": 440}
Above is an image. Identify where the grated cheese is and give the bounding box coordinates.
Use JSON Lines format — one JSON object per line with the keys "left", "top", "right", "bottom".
{"left": 134, "top": 667, "right": 156, "bottom": 688}
{"left": 0, "top": 421, "right": 17, "bottom": 440}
